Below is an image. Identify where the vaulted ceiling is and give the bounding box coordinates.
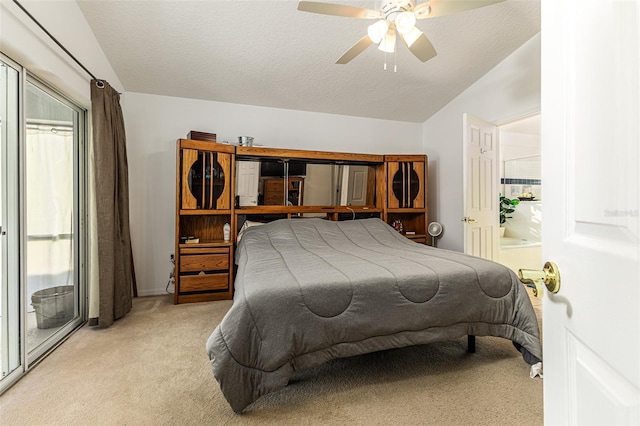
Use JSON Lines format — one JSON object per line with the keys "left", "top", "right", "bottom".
{"left": 77, "top": 0, "right": 540, "bottom": 123}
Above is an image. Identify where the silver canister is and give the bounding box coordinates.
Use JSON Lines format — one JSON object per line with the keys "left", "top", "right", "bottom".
{"left": 238, "top": 136, "right": 254, "bottom": 146}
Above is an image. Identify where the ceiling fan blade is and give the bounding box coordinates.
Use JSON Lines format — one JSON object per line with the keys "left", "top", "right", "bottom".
{"left": 297, "top": 1, "right": 380, "bottom": 19}
{"left": 336, "top": 35, "right": 374, "bottom": 64}
{"left": 414, "top": 0, "right": 505, "bottom": 19}
{"left": 400, "top": 30, "right": 437, "bottom": 62}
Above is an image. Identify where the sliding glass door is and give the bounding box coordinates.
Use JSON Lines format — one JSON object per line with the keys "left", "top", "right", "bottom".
{"left": 0, "top": 56, "right": 21, "bottom": 389}
{"left": 0, "top": 54, "right": 86, "bottom": 393}
{"left": 24, "top": 78, "right": 85, "bottom": 361}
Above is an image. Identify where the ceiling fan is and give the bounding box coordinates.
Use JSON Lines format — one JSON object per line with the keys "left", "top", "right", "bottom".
{"left": 297, "top": 0, "right": 505, "bottom": 65}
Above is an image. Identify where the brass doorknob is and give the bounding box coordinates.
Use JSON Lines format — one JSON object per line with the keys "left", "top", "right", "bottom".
{"left": 518, "top": 261, "right": 561, "bottom": 297}
{"left": 461, "top": 217, "right": 477, "bottom": 223}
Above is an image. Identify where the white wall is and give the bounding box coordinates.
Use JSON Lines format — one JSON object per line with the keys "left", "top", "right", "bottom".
{"left": 123, "top": 92, "right": 423, "bottom": 295}
{"left": 423, "top": 33, "right": 541, "bottom": 252}
{"left": 499, "top": 131, "right": 540, "bottom": 162}
{"left": 0, "top": 0, "right": 123, "bottom": 105}
{"left": 500, "top": 126, "right": 542, "bottom": 200}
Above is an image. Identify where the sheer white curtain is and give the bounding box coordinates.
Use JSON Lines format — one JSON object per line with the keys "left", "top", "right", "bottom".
{"left": 25, "top": 125, "right": 74, "bottom": 307}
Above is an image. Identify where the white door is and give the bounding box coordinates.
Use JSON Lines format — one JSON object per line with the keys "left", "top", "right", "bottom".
{"left": 463, "top": 113, "right": 498, "bottom": 261}
{"left": 542, "top": 0, "right": 639, "bottom": 424}
{"left": 235, "top": 161, "right": 259, "bottom": 206}
{"left": 345, "top": 165, "right": 368, "bottom": 206}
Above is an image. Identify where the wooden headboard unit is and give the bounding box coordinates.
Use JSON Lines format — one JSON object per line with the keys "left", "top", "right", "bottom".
{"left": 174, "top": 140, "right": 427, "bottom": 303}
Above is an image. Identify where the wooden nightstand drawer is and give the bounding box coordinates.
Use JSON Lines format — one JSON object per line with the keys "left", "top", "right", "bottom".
{"left": 180, "top": 247, "right": 229, "bottom": 255}
{"left": 406, "top": 234, "right": 427, "bottom": 244}
{"left": 180, "top": 273, "right": 229, "bottom": 292}
{"left": 180, "top": 253, "right": 229, "bottom": 272}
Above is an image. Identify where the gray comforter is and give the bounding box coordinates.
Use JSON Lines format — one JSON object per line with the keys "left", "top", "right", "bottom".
{"left": 206, "top": 218, "right": 542, "bottom": 412}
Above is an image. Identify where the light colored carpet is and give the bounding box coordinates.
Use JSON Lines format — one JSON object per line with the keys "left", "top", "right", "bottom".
{"left": 0, "top": 292, "right": 543, "bottom": 425}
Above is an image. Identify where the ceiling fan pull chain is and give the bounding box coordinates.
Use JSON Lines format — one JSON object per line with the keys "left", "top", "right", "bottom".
{"left": 394, "top": 47, "right": 397, "bottom": 73}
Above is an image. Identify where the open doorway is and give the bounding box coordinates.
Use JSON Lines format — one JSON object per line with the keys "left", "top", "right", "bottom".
{"left": 496, "top": 113, "right": 541, "bottom": 273}
{"left": 496, "top": 113, "right": 543, "bottom": 363}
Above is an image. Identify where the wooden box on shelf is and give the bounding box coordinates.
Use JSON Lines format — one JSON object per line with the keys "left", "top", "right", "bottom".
{"left": 186, "top": 130, "right": 217, "bottom": 142}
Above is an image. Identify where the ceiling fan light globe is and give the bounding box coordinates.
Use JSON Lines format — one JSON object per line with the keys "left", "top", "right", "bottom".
{"left": 377, "top": 29, "right": 396, "bottom": 53}
{"left": 367, "top": 20, "right": 389, "bottom": 44}
{"left": 395, "top": 11, "right": 416, "bottom": 34}
{"left": 378, "top": 43, "right": 395, "bottom": 53}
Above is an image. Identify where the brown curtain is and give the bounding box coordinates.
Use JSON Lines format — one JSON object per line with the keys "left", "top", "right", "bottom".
{"left": 90, "top": 79, "right": 134, "bottom": 327}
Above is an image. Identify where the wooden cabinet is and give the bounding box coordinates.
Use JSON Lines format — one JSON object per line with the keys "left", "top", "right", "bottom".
{"left": 175, "top": 139, "right": 235, "bottom": 303}
{"left": 262, "top": 177, "right": 304, "bottom": 206}
{"left": 384, "top": 155, "right": 428, "bottom": 244}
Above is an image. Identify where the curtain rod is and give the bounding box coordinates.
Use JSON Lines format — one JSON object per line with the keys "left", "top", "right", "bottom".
{"left": 13, "top": 0, "right": 102, "bottom": 86}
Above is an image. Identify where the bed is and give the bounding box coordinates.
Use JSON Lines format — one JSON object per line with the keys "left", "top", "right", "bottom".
{"left": 206, "top": 218, "right": 542, "bottom": 413}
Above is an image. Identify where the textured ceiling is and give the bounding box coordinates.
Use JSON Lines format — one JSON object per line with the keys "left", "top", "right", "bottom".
{"left": 77, "top": 0, "right": 540, "bottom": 123}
